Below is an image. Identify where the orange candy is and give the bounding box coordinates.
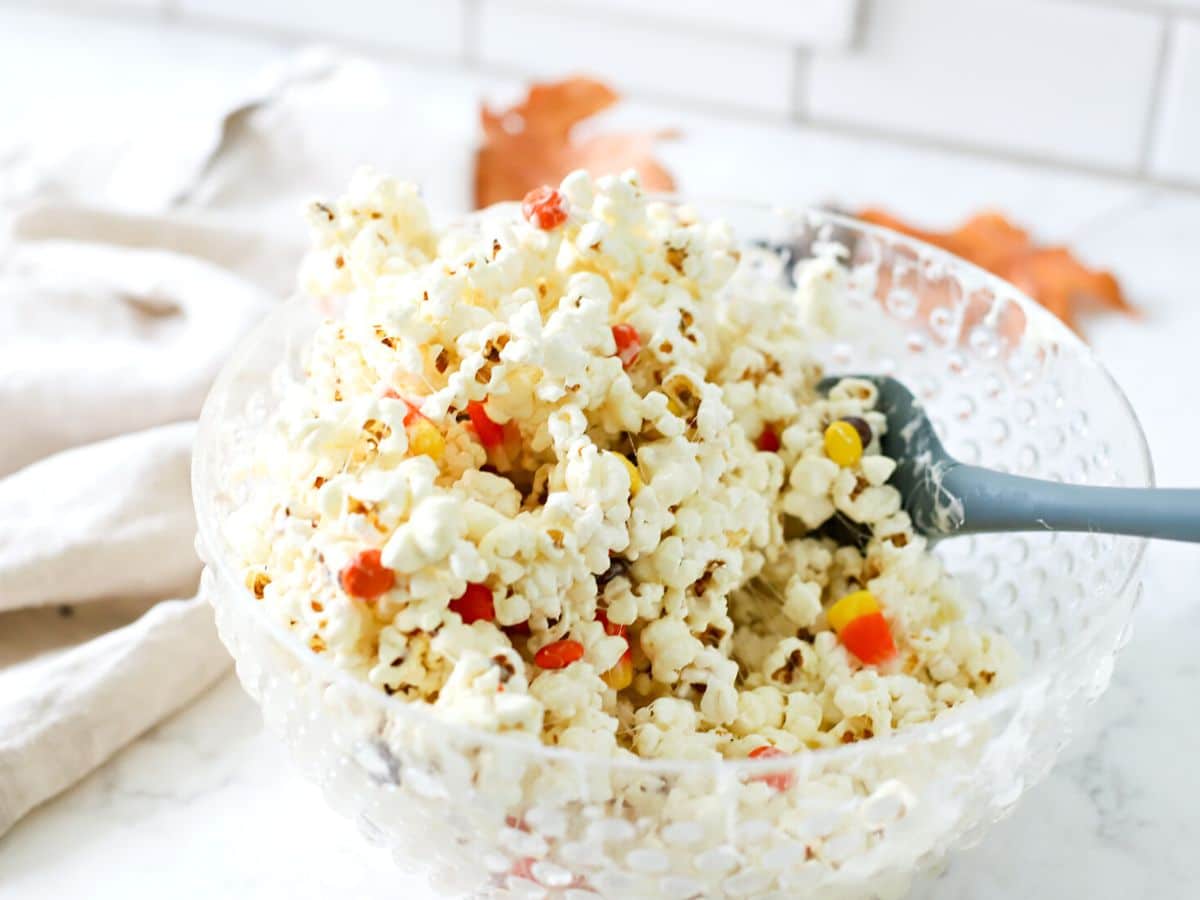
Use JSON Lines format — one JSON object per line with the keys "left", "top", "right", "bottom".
{"left": 748, "top": 745, "right": 794, "bottom": 792}
{"left": 522, "top": 186, "right": 569, "bottom": 230}
{"left": 449, "top": 583, "right": 495, "bottom": 624}
{"left": 339, "top": 549, "right": 395, "bottom": 600}
{"left": 838, "top": 612, "right": 897, "bottom": 666}
{"left": 827, "top": 590, "right": 897, "bottom": 666}
{"left": 467, "top": 400, "right": 506, "bottom": 448}
{"left": 611, "top": 323, "right": 641, "bottom": 369}
{"left": 534, "top": 639, "right": 585, "bottom": 669}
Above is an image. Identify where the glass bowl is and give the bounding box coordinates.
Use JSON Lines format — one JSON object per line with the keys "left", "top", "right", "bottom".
{"left": 192, "top": 201, "right": 1150, "bottom": 899}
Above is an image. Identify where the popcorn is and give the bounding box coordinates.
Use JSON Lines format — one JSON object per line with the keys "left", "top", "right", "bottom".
{"left": 235, "top": 167, "right": 1016, "bottom": 764}
{"left": 640, "top": 618, "right": 700, "bottom": 683}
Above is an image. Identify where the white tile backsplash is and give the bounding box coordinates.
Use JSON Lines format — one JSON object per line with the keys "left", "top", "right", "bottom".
{"left": 13, "top": 0, "right": 1200, "bottom": 187}
{"left": 487, "top": 0, "right": 860, "bottom": 49}
{"left": 1151, "top": 20, "right": 1200, "bottom": 185}
{"left": 806, "top": 0, "right": 1164, "bottom": 170}
{"left": 598, "top": 99, "right": 1140, "bottom": 234}
{"left": 175, "top": 0, "right": 467, "bottom": 57}
{"left": 478, "top": 1, "right": 794, "bottom": 114}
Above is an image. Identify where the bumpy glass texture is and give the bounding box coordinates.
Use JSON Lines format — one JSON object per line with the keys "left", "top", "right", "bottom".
{"left": 193, "top": 204, "right": 1150, "bottom": 899}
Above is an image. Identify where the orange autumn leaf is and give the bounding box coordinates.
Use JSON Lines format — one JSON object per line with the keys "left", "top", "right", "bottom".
{"left": 475, "top": 76, "right": 676, "bottom": 209}
{"left": 859, "top": 209, "right": 1133, "bottom": 333}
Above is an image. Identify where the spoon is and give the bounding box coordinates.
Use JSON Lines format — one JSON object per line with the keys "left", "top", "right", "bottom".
{"left": 817, "top": 375, "right": 1200, "bottom": 543}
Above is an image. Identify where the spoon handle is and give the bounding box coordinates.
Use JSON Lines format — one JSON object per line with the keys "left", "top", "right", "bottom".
{"left": 940, "top": 465, "right": 1200, "bottom": 543}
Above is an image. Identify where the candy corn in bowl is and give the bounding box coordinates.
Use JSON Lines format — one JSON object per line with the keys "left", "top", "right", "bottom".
{"left": 193, "top": 170, "right": 1149, "bottom": 898}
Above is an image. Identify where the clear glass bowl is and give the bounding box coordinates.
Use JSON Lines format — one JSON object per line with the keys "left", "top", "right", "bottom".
{"left": 192, "top": 202, "right": 1151, "bottom": 899}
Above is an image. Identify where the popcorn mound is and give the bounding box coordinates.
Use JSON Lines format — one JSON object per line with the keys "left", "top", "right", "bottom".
{"left": 230, "top": 169, "right": 1017, "bottom": 763}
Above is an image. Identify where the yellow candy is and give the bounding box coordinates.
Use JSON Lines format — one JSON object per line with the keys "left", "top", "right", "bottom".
{"left": 602, "top": 652, "right": 634, "bottom": 691}
{"left": 824, "top": 420, "right": 864, "bottom": 467}
{"left": 408, "top": 419, "right": 445, "bottom": 462}
{"left": 614, "top": 452, "right": 642, "bottom": 496}
{"left": 826, "top": 590, "right": 880, "bottom": 633}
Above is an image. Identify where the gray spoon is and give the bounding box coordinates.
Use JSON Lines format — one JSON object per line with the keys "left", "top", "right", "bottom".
{"left": 818, "top": 375, "right": 1200, "bottom": 543}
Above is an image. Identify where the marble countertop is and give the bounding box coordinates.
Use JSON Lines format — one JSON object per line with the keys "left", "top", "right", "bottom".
{"left": 2, "top": 8, "right": 1199, "bottom": 899}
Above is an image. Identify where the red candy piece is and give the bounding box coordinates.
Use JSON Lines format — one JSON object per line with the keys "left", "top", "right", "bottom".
{"left": 468, "top": 400, "right": 506, "bottom": 448}
{"left": 534, "top": 639, "right": 585, "bottom": 669}
{"left": 510, "top": 857, "right": 538, "bottom": 883}
{"left": 521, "top": 186, "right": 568, "bottom": 230}
{"left": 611, "top": 323, "right": 641, "bottom": 369}
{"left": 381, "top": 388, "right": 422, "bottom": 426}
{"left": 595, "top": 610, "right": 627, "bottom": 639}
{"left": 339, "top": 548, "right": 395, "bottom": 600}
{"left": 450, "top": 582, "right": 496, "bottom": 624}
{"left": 402, "top": 401, "right": 424, "bottom": 426}
{"left": 748, "top": 745, "right": 794, "bottom": 792}
{"left": 839, "top": 611, "right": 897, "bottom": 666}
{"left": 756, "top": 426, "right": 781, "bottom": 453}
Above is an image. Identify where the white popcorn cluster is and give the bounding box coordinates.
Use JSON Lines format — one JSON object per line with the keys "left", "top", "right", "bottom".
{"left": 233, "top": 168, "right": 1017, "bottom": 763}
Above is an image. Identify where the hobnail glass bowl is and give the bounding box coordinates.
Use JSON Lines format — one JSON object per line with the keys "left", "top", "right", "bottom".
{"left": 192, "top": 201, "right": 1150, "bottom": 899}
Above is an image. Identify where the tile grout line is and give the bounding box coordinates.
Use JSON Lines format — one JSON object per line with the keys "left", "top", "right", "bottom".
{"left": 791, "top": 48, "right": 812, "bottom": 123}
{"left": 1136, "top": 16, "right": 1176, "bottom": 176}
{"left": 849, "top": 0, "right": 872, "bottom": 52}
{"left": 461, "top": 0, "right": 481, "bottom": 66}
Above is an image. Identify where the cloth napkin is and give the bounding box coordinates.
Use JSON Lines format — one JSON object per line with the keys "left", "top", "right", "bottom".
{"left": 0, "top": 52, "right": 477, "bottom": 836}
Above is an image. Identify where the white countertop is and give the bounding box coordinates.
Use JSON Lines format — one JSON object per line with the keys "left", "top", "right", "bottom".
{"left": 2, "top": 8, "right": 1199, "bottom": 899}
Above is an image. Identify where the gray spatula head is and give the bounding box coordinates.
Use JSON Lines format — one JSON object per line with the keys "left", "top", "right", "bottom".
{"left": 818, "top": 375, "right": 963, "bottom": 537}
{"left": 817, "top": 375, "right": 1200, "bottom": 543}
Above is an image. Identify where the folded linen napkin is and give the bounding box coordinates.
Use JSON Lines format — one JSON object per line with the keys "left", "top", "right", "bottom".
{"left": 0, "top": 53, "right": 476, "bottom": 836}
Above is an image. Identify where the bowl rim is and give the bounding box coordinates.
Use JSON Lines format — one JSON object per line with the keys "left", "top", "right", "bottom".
{"left": 192, "top": 200, "right": 1153, "bottom": 777}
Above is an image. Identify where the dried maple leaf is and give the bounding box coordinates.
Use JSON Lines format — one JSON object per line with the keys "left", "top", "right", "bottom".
{"left": 475, "top": 76, "right": 676, "bottom": 209}
{"left": 859, "top": 208, "right": 1133, "bottom": 333}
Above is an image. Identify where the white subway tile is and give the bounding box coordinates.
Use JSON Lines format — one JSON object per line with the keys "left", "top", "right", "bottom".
{"left": 478, "top": 1, "right": 793, "bottom": 115}
{"left": 598, "top": 99, "right": 1140, "bottom": 236}
{"left": 1151, "top": 20, "right": 1200, "bottom": 185}
{"left": 806, "top": 0, "right": 1164, "bottom": 170}
{"left": 489, "top": 0, "right": 859, "bottom": 49}
{"left": 176, "top": 0, "right": 467, "bottom": 57}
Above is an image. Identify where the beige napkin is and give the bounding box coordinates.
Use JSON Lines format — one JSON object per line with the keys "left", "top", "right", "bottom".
{"left": 0, "top": 52, "right": 476, "bottom": 835}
